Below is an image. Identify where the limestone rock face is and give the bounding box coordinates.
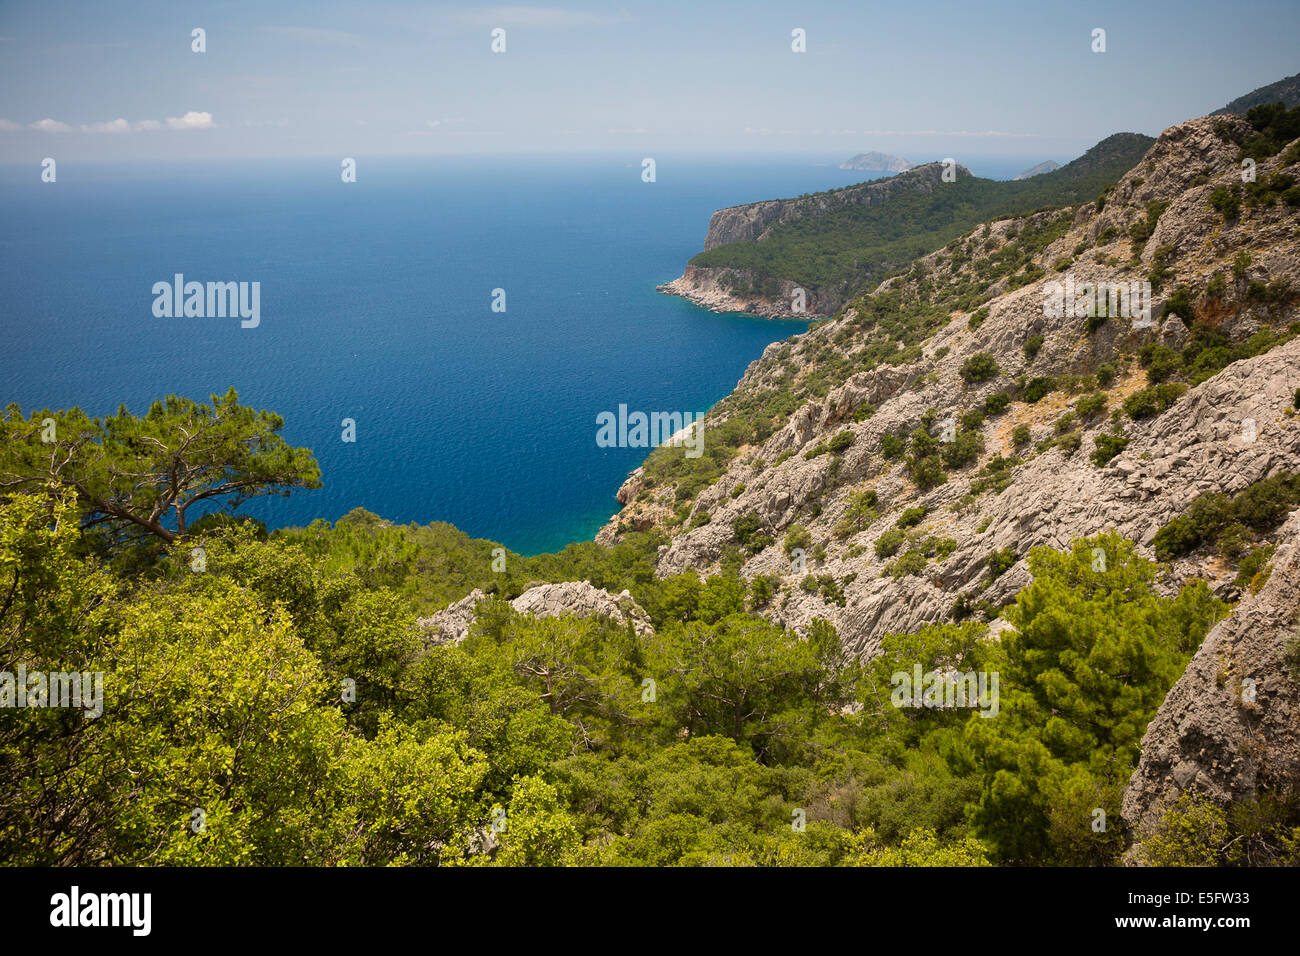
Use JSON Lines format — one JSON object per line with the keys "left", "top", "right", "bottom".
{"left": 508, "top": 581, "right": 654, "bottom": 636}
{"left": 1121, "top": 512, "right": 1300, "bottom": 845}
{"left": 415, "top": 588, "right": 486, "bottom": 646}
{"left": 416, "top": 581, "right": 654, "bottom": 646}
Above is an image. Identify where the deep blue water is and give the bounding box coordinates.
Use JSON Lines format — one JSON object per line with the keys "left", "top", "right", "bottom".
{"left": 0, "top": 153, "right": 1029, "bottom": 553}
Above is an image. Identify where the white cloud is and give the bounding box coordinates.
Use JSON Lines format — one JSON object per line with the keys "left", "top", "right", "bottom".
{"left": 81, "top": 118, "right": 131, "bottom": 134}
{"left": 0, "top": 118, "right": 20, "bottom": 131}
{"left": 21, "top": 114, "right": 215, "bottom": 133}
{"left": 165, "top": 111, "right": 214, "bottom": 130}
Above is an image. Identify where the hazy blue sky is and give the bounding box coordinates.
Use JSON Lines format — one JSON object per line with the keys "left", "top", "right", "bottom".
{"left": 2, "top": 0, "right": 1297, "bottom": 163}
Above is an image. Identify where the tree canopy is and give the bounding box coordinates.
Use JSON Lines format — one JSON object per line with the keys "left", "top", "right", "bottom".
{"left": 0, "top": 388, "right": 320, "bottom": 544}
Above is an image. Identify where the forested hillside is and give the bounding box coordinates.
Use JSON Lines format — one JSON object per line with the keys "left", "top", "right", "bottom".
{"left": 675, "top": 133, "right": 1155, "bottom": 315}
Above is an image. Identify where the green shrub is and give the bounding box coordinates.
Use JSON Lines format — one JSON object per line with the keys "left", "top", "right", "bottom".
{"left": 1214, "top": 522, "right": 1251, "bottom": 559}
{"left": 1095, "top": 363, "right": 1116, "bottom": 387}
{"left": 875, "top": 527, "right": 906, "bottom": 558}
{"left": 1123, "top": 382, "right": 1187, "bottom": 420}
{"left": 1011, "top": 423, "right": 1031, "bottom": 446}
{"left": 1152, "top": 474, "right": 1300, "bottom": 560}
{"left": 732, "top": 512, "right": 771, "bottom": 554}
{"left": 827, "top": 430, "right": 855, "bottom": 455}
{"left": 1209, "top": 185, "right": 1240, "bottom": 220}
{"left": 881, "top": 433, "right": 906, "bottom": 460}
{"left": 970, "top": 455, "right": 1019, "bottom": 496}
{"left": 886, "top": 548, "right": 929, "bottom": 578}
{"left": 1090, "top": 429, "right": 1129, "bottom": 466}
{"left": 897, "top": 505, "right": 928, "bottom": 528}
{"left": 1128, "top": 199, "right": 1169, "bottom": 246}
{"left": 834, "top": 488, "right": 880, "bottom": 539}
{"left": 984, "top": 392, "right": 1010, "bottom": 415}
{"left": 1023, "top": 377, "right": 1054, "bottom": 403}
{"left": 941, "top": 429, "right": 984, "bottom": 470}
{"left": 908, "top": 454, "right": 948, "bottom": 491}
{"left": 1023, "top": 335, "right": 1044, "bottom": 361}
{"left": 1234, "top": 544, "right": 1275, "bottom": 591}
{"left": 1075, "top": 392, "right": 1107, "bottom": 420}
{"left": 1163, "top": 286, "right": 1195, "bottom": 324}
{"left": 783, "top": 524, "right": 812, "bottom": 557}
{"left": 987, "top": 548, "right": 1017, "bottom": 579}
{"left": 1140, "top": 343, "right": 1182, "bottom": 384}
{"left": 960, "top": 352, "right": 1001, "bottom": 384}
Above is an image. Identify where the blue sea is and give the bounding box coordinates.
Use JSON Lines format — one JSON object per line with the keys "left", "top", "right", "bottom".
{"left": 0, "top": 153, "right": 1030, "bottom": 553}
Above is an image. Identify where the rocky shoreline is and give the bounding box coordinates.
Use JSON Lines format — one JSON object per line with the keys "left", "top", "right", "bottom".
{"left": 657, "top": 265, "right": 828, "bottom": 319}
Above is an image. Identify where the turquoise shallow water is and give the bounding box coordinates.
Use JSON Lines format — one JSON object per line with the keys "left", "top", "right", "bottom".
{"left": 0, "top": 154, "right": 906, "bottom": 552}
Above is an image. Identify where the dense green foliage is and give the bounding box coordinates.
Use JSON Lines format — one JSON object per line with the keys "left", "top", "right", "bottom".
{"left": 1152, "top": 472, "right": 1300, "bottom": 561}
{"left": 0, "top": 389, "right": 320, "bottom": 548}
{"left": 0, "top": 391, "right": 1252, "bottom": 866}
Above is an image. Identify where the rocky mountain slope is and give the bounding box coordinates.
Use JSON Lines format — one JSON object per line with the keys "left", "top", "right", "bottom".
{"left": 1122, "top": 509, "right": 1300, "bottom": 854}
{"left": 411, "top": 104, "right": 1300, "bottom": 857}
{"left": 609, "top": 112, "right": 1300, "bottom": 660}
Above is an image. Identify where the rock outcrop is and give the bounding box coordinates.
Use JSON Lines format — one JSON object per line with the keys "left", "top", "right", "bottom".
{"left": 1122, "top": 511, "right": 1300, "bottom": 843}
{"left": 416, "top": 580, "right": 654, "bottom": 645}
{"left": 508, "top": 581, "right": 654, "bottom": 636}
{"left": 415, "top": 588, "right": 487, "bottom": 645}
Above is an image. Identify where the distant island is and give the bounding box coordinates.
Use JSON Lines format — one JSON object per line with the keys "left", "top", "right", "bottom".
{"left": 839, "top": 150, "right": 914, "bottom": 172}
{"left": 1013, "top": 159, "right": 1061, "bottom": 180}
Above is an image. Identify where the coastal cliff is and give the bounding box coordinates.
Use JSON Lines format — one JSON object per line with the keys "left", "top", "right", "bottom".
{"left": 660, "top": 162, "right": 965, "bottom": 317}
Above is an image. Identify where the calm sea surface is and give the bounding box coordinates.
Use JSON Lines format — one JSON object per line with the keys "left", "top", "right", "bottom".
{"left": 0, "top": 153, "right": 1029, "bottom": 552}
